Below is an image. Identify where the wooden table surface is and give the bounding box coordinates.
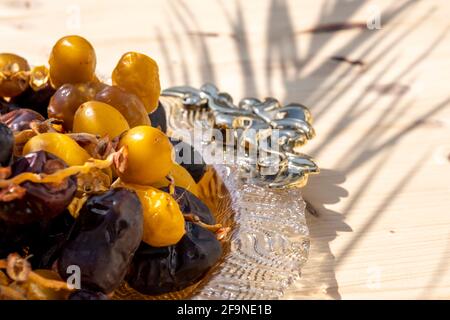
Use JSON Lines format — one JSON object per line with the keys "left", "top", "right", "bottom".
{"left": 1, "top": 0, "right": 449, "bottom": 299}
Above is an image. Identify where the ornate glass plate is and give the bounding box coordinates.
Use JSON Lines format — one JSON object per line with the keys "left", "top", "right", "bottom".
{"left": 114, "top": 94, "right": 312, "bottom": 300}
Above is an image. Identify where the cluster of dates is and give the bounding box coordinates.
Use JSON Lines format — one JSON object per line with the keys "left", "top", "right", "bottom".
{"left": 0, "top": 36, "right": 224, "bottom": 300}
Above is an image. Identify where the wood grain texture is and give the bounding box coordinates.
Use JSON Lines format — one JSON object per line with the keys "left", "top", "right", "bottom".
{"left": 1, "top": 0, "right": 449, "bottom": 299}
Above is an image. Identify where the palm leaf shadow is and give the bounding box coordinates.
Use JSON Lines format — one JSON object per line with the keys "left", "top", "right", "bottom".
{"left": 157, "top": 0, "right": 450, "bottom": 298}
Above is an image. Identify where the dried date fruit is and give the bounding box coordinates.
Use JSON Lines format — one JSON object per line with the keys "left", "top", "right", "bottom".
{"left": 94, "top": 85, "right": 151, "bottom": 128}
{"left": 0, "top": 219, "right": 42, "bottom": 259}
{"left": 154, "top": 162, "right": 200, "bottom": 197}
{"left": 0, "top": 151, "right": 77, "bottom": 224}
{"left": 10, "top": 85, "right": 55, "bottom": 118}
{"left": 170, "top": 138, "right": 206, "bottom": 183}
{"left": 29, "top": 211, "right": 75, "bottom": 269}
{"left": 126, "top": 222, "right": 222, "bottom": 295}
{"left": 160, "top": 186, "right": 215, "bottom": 225}
{"left": 149, "top": 101, "right": 167, "bottom": 133}
{"left": 57, "top": 188, "right": 143, "bottom": 293}
{"left": 0, "top": 123, "right": 14, "bottom": 167}
{"left": 0, "top": 108, "right": 45, "bottom": 132}
{"left": 0, "top": 98, "right": 18, "bottom": 115}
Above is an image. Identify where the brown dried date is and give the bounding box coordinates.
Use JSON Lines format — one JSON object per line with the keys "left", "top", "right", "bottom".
{"left": 0, "top": 151, "right": 77, "bottom": 224}
{"left": 0, "top": 108, "right": 45, "bottom": 132}
{"left": 58, "top": 188, "right": 143, "bottom": 294}
{"left": 126, "top": 222, "right": 222, "bottom": 295}
{"left": 0, "top": 123, "right": 14, "bottom": 167}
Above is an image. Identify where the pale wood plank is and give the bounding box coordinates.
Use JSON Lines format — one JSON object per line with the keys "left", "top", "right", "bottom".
{"left": 1, "top": 0, "right": 449, "bottom": 299}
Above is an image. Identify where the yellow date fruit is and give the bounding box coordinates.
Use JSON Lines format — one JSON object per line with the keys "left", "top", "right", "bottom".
{"left": 112, "top": 52, "right": 160, "bottom": 113}
{"left": 49, "top": 35, "right": 96, "bottom": 88}
{"left": 73, "top": 101, "right": 130, "bottom": 138}
{"left": 115, "top": 181, "right": 185, "bottom": 247}
{"left": 118, "top": 126, "right": 173, "bottom": 185}
{"left": 23, "top": 132, "right": 90, "bottom": 166}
